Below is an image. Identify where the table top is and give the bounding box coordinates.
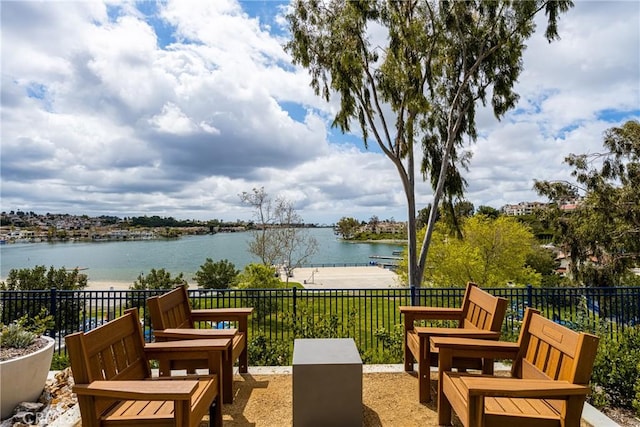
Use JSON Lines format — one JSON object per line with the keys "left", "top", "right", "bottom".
{"left": 293, "top": 338, "right": 362, "bottom": 365}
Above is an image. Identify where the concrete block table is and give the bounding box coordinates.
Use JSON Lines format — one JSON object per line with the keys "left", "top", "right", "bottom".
{"left": 293, "top": 338, "right": 363, "bottom": 427}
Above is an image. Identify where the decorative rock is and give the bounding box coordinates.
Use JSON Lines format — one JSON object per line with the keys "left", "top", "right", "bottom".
{"left": 0, "top": 368, "right": 77, "bottom": 427}
{"left": 10, "top": 413, "right": 38, "bottom": 425}
{"left": 13, "top": 403, "right": 44, "bottom": 414}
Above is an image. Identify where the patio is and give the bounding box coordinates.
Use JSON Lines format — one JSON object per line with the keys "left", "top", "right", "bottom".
{"left": 47, "top": 365, "right": 609, "bottom": 427}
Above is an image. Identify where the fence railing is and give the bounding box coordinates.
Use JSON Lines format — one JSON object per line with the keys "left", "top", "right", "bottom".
{"left": 1, "top": 286, "right": 639, "bottom": 360}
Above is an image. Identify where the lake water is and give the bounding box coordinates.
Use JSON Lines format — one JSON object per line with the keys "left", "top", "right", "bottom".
{"left": 0, "top": 228, "right": 404, "bottom": 282}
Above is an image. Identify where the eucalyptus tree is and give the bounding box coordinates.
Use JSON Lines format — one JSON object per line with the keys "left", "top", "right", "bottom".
{"left": 534, "top": 120, "right": 640, "bottom": 286}
{"left": 286, "top": 0, "right": 572, "bottom": 288}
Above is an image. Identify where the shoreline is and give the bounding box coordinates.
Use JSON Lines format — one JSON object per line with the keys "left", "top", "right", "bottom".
{"left": 78, "top": 265, "right": 400, "bottom": 290}
{"left": 1, "top": 266, "right": 401, "bottom": 291}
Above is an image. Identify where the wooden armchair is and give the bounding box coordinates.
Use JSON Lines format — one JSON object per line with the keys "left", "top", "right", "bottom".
{"left": 432, "top": 308, "right": 600, "bottom": 427}
{"left": 65, "top": 308, "right": 225, "bottom": 427}
{"left": 398, "top": 282, "right": 508, "bottom": 402}
{"left": 147, "top": 285, "right": 253, "bottom": 403}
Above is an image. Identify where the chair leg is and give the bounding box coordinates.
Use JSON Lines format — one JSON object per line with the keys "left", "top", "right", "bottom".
{"left": 209, "top": 396, "right": 222, "bottom": 427}
{"left": 419, "top": 359, "right": 430, "bottom": 403}
{"left": 223, "top": 356, "right": 234, "bottom": 403}
{"left": 239, "top": 345, "right": 248, "bottom": 373}
{"left": 419, "top": 337, "right": 431, "bottom": 403}
{"left": 403, "top": 332, "right": 413, "bottom": 372}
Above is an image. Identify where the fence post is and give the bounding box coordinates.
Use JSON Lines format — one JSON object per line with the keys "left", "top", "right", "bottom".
{"left": 49, "top": 287, "right": 57, "bottom": 318}
{"left": 292, "top": 287, "right": 297, "bottom": 319}
{"left": 48, "top": 287, "right": 57, "bottom": 340}
{"left": 410, "top": 285, "right": 417, "bottom": 306}
{"left": 526, "top": 284, "right": 533, "bottom": 309}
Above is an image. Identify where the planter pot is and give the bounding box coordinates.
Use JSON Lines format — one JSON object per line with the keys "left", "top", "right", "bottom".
{"left": 0, "top": 336, "right": 55, "bottom": 419}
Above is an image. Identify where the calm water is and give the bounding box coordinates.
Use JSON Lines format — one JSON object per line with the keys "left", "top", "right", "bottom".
{"left": 0, "top": 228, "right": 403, "bottom": 282}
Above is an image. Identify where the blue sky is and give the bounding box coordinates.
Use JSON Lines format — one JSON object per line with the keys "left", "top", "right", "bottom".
{"left": 1, "top": 0, "right": 638, "bottom": 224}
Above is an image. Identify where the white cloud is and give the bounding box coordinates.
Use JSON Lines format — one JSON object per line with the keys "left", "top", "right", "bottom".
{"left": 1, "top": 0, "right": 638, "bottom": 224}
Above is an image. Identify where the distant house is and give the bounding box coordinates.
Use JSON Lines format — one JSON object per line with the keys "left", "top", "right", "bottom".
{"left": 502, "top": 201, "right": 547, "bottom": 216}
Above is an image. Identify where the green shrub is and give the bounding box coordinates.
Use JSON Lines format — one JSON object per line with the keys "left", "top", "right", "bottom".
{"left": 194, "top": 258, "right": 239, "bottom": 289}
{"left": 1, "top": 267, "right": 85, "bottom": 334}
{"left": 50, "top": 353, "right": 70, "bottom": 370}
{"left": 130, "top": 268, "right": 187, "bottom": 290}
{"left": 248, "top": 333, "right": 290, "bottom": 366}
{"left": 282, "top": 304, "right": 357, "bottom": 339}
{"left": 236, "top": 264, "right": 283, "bottom": 319}
{"left": 1, "top": 322, "right": 37, "bottom": 348}
{"left": 634, "top": 360, "right": 640, "bottom": 416}
{"left": 362, "top": 324, "right": 404, "bottom": 364}
{"left": 590, "top": 326, "right": 640, "bottom": 415}
{"left": 0, "top": 309, "right": 53, "bottom": 349}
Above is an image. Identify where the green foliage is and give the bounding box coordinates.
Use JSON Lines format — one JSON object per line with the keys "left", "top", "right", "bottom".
{"left": 399, "top": 216, "right": 540, "bottom": 287}
{"left": 476, "top": 206, "right": 500, "bottom": 219}
{"left": 50, "top": 353, "right": 70, "bottom": 370}
{"left": 362, "top": 324, "right": 404, "bottom": 364}
{"left": 525, "top": 246, "right": 566, "bottom": 287}
{"left": 286, "top": 0, "right": 572, "bottom": 289}
{"left": 515, "top": 214, "right": 554, "bottom": 242}
{"left": 590, "top": 326, "right": 640, "bottom": 414}
{"left": 0, "top": 309, "right": 52, "bottom": 349}
{"left": 635, "top": 362, "right": 640, "bottom": 416}
{"left": 128, "top": 215, "right": 199, "bottom": 228}
{"left": 194, "top": 258, "right": 239, "bottom": 289}
{"left": 248, "top": 333, "right": 291, "bottom": 366}
{"left": 235, "top": 263, "right": 282, "bottom": 289}
{"left": 1, "top": 265, "right": 87, "bottom": 290}
{"left": 1, "top": 322, "right": 37, "bottom": 348}
{"left": 535, "top": 120, "right": 640, "bottom": 286}
{"left": 235, "top": 263, "right": 283, "bottom": 319}
{"left": 352, "top": 231, "right": 406, "bottom": 241}
{"left": 248, "top": 305, "right": 361, "bottom": 366}
{"left": 0, "top": 267, "right": 72, "bottom": 337}
{"left": 335, "top": 216, "right": 360, "bottom": 239}
{"left": 283, "top": 304, "right": 358, "bottom": 339}
{"left": 130, "top": 268, "right": 188, "bottom": 290}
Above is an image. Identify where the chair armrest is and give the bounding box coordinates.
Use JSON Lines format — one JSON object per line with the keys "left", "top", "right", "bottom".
{"left": 145, "top": 338, "right": 231, "bottom": 351}
{"left": 154, "top": 328, "right": 238, "bottom": 340}
{"left": 415, "top": 327, "right": 500, "bottom": 340}
{"left": 431, "top": 336, "right": 519, "bottom": 359}
{"left": 399, "top": 306, "right": 464, "bottom": 321}
{"left": 73, "top": 380, "right": 198, "bottom": 401}
{"left": 460, "top": 376, "right": 590, "bottom": 398}
{"left": 144, "top": 338, "right": 231, "bottom": 353}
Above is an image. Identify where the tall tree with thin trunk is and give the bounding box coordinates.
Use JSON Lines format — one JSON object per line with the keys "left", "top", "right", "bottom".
{"left": 534, "top": 120, "right": 640, "bottom": 286}
{"left": 240, "top": 187, "right": 318, "bottom": 281}
{"left": 286, "top": 0, "right": 572, "bottom": 288}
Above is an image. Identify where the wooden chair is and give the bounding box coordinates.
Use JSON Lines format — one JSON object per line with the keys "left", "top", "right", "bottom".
{"left": 398, "top": 282, "right": 508, "bottom": 402}
{"left": 147, "top": 285, "right": 253, "bottom": 403}
{"left": 432, "top": 308, "right": 600, "bottom": 427}
{"left": 65, "top": 308, "right": 225, "bottom": 427}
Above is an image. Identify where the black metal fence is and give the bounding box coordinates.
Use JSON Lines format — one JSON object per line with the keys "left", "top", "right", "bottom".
{"left": 1, "top": 286, "right": 639, "bottom": 358}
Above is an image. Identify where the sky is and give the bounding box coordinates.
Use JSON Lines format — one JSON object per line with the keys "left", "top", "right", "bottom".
{"left": 1, "top": 1, "right": 638, "bottom": 225}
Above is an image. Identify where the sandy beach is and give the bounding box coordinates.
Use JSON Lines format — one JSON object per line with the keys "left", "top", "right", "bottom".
{"left": 84, "top": 265, "right": 401, "bottom": 291}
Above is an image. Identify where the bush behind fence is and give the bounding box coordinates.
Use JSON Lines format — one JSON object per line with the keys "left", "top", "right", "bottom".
{"left": 1, "top": 286, "right": 639, "bottom": 363}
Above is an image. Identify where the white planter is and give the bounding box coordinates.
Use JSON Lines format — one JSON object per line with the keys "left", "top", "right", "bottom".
{"left": 0, "top": 336, "right": 55, "bottom": 420}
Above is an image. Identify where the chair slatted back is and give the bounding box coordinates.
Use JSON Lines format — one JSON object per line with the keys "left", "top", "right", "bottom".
{"left": 66, "top": 308, "right": 150, "bottom": 384}
{"left": 65, "top": 308, "right": 151, "bottom": 422}
{"left": 148, "top": 285, "right": 195, "bottom": 330}
{"left": 460, "top": 284, "right": 508, "bottom": 332}
{"left": 512, "top": 308, "right": 599, "bottom": 418}
{"left": 514, "top": 310, "right": 599, "bottom": 384}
